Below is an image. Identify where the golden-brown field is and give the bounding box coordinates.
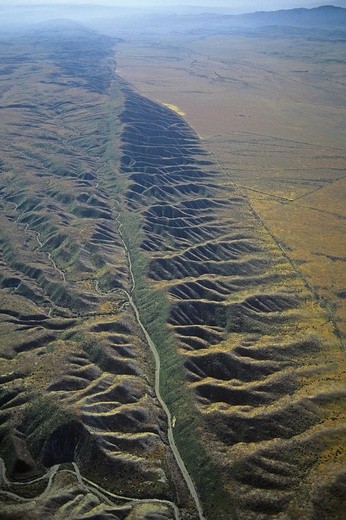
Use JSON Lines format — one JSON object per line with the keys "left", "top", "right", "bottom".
{"left": 0, "top": 18, "right": 345, "bottom": 520}
{"left": 115, "top": 32, "right": 346, "bottom": 337}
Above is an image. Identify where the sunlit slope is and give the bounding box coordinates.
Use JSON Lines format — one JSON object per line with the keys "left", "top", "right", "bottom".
{"left": 115, "top": 31, "right": 346, "bottom": 339}
{"left": 0, "top": 27, "right": 193, "bottom": 519}
{"left": 119, "top": 86, "right": 346, "bottom": 520}
{"left": 0, "top": 22, "right": 345, "bottom": 520}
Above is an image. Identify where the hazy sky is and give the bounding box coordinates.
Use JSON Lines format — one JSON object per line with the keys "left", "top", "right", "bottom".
{"left": 2, "top": 0, "right": 346, "bottom": 12}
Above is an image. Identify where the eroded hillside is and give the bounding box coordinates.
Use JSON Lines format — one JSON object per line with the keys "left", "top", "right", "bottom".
{"left": 0, "top": 22, "right": 345, "bottom": 520}
{"left": 118, "top": 87, "right": 346, "bottom": 520}
{"left": 0, "top": 26, "right": 194, "bottom": 520}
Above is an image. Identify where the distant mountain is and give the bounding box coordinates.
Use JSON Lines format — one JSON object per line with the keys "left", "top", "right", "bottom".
{"left": 237, "top": 5, "right": 346, "bottom": 28}
{"left": 170, "top": 5, "right": 346, "bottom": 38}
{"left": 0, "top": 3, "right": 345, "bottom": 38}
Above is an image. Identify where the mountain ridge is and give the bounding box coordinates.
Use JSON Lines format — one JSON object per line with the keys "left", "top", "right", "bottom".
{"left": 237, "top": 4, "right": 346, "bottom": 27}
{"left": 183, "top": 5, "right": 346, "bottom": 30}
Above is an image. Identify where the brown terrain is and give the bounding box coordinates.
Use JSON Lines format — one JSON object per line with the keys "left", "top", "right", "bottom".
{"left": 0, "top": 27, "right": 195, "bottom": 520}
{"left": 0, "top": 10, "right": 345, "bottom": 520}
{"left": 115, "top": 31, "right": 346, "bottom": 338}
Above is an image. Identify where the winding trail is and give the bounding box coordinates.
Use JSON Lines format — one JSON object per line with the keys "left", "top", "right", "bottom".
{"left": 0, "top": 459, "right": 59, "bottom": 502}
{"left": 71, "top": 463, "right": 181, "bottom": 520}
{"left": 2, "top": 189, "right": 205, "bottom": 519}
{"left": 116, "top": 213, "right": 206, "bottom": 520}
{"left": 0, "top": 456, "right": 180, "bottom": 520}
{"left": 35, "top": 232, "right": 66, "bottom": 283}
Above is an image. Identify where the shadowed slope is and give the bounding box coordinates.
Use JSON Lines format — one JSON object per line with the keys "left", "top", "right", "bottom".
{"left": 0, "top": 25, "right": 194, "bottom": 520}
{"left": 118, "top": 85, "right": 346, "bottom": 520}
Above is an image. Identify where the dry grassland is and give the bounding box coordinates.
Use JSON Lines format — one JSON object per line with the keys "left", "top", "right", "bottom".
{"left": 116, "top": 33, "right": 346, "bottom": 337}
{"left": 0, "top": 30, "right": 194, "bottom": 519}
{"left": 1, "top": 22, "right": 345, "bottom": 520}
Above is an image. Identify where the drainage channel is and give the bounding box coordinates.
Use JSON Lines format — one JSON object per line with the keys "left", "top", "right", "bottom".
{"left": 117, "top": 213, "right": 206, "bottom": 520}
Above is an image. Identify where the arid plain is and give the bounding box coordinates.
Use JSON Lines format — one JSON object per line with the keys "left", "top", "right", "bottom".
{"left": 116, "top": 31, "right": 346, "bottom": 338}
{"left": 0, "top": 7, "right": 345, "bottom": 520}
